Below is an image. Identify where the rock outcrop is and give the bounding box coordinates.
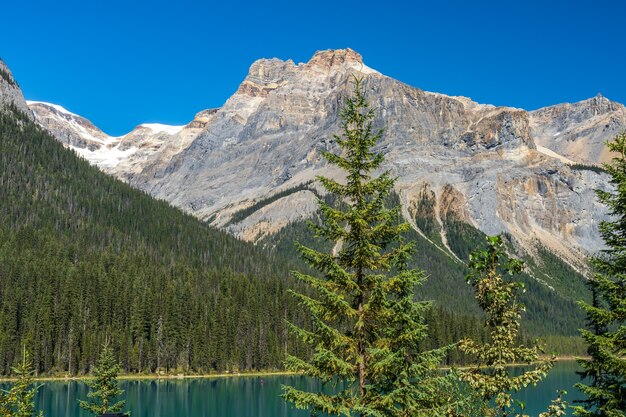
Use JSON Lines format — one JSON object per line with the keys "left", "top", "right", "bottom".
{"left": 0, "top": 59, "right": 32, "bottom": 117}
{"left": 530, "top": 94, "right": 626, "bottom": 165}
{"left": 28, "top": 101, "right": 112, "bottom": 150}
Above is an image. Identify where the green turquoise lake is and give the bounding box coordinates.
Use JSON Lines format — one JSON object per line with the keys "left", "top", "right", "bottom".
{"left": 5, "top": 361, "right": 584, "bottom": 416}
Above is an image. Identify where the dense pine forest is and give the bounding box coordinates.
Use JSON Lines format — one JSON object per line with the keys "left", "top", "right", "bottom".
{"left": 0, "top": 105, "right": 308, "bottom": 375}
{"left": 0, "top": 103, "right": 587, "bottom": 377}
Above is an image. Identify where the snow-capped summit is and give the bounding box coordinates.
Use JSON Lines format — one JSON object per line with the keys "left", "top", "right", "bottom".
{"left": 26, "top": 100, "right": 81, "bottom": 118}
{"left": 27, "top": 101, "right": 207, "bottom": 177}
{"left": 28, "top": 101, "right": 114, "bottom": 148}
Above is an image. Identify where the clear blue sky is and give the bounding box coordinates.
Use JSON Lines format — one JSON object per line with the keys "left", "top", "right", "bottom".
{"left": 1, "top": 0, "right": 624, "bottom": 136}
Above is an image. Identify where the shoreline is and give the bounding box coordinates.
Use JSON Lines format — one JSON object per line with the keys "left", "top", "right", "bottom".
{"left": 0, "top": 370, "right": 298, "bottom": 383}
{"left": 0, "top": 356, "right": 586, "bottom": 383}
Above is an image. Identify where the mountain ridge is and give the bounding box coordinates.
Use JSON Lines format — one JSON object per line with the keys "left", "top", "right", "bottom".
{"left": 12, "top": 49, "right": 624, "bottom": 270}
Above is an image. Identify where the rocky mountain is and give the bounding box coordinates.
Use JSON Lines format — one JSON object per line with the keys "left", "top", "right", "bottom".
{"left": 25, "top": 49, "right": 621, "bottom": 270}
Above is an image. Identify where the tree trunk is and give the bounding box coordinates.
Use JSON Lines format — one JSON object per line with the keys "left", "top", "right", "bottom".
{"left": 357, "top": 267, "right": 365, "bottom": 401}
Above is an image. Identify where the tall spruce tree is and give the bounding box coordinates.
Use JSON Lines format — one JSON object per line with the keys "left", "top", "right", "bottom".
{"left": 282, "top": 76, "right": 464, "bottom": 416}
{"left": 574, "top": 132, "right": 626, "bottom": 417}
{"left": 78, "top": 344, "right": 127, "bottom": 416}
{"left": 0, "top": 349, "right": 43, "bottom": 417}
{"left": 459, "top": 235, "right": 554, "bottom": 417}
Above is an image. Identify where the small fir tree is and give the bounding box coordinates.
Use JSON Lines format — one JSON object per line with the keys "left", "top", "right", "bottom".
{"left": 0, "top": 349, "right": 44, "bottom": 417}
{"left": 459, "top": 235, "right": 554, "bottom": 417}
{"left": 282, "top": 76, "right": 465, "bottom": 416}
{"left": 78, "top": 344, "right": 127, "bottom": 416}
{"left": 574, "top": 131, "right": 626, "bottom": 417}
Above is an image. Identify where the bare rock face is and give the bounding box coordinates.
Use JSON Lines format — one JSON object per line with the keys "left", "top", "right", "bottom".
{"left": 0, "top": 59, "right": 33, "bottom": 118}
{"left": 187, "top": 109, "right": 219, "bottom": 129}
{"left": 237, "top": 59, "right": 296, "bottom": 98}
{"left": 530, "top": 94, "right": 626, "bottom": 165}
{"left": 21, "top": 49, "right": 619, "bottom": 269}
{"left": 307, "top": 48, "right": 363, "bottom": 69}
{"left": 28, "top": 102, "right": 111, "bottom": 150}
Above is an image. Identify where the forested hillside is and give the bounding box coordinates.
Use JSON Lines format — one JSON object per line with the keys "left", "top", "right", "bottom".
{"left": 0, "top": 104, "right": 308, "bottom": 375}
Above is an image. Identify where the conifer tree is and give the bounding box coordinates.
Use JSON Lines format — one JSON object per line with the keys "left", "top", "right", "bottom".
{"left": 0, "top": 349, "right": 43, "bottom": 417}
{"left": 78, "top": 344, "right": 127, "bottom": 416}
{"left": 574, "top": 131, "right": 626, "bottom": 417}
{"left": 459, "top": 235, "right": 554, "bottom": 417}
{"left": 282, "top": 76, "right": 464, "bottom": 416}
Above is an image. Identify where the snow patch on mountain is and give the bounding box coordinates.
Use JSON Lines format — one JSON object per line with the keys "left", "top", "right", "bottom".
{"left": 347, "top": 61, "right": 380, "bottom": 75}
{"left": 140, "top": 123, "right": 185, "bottom": 135}
{"left": 72, "top": 144, "right": 138, "bottom": 168}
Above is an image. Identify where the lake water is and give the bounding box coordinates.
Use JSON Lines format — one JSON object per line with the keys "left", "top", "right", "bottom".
{"left": 8, "top": 361, "right": 584, "bottom": 416}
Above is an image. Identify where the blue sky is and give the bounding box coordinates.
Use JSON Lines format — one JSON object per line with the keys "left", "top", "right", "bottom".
{"left": 1, "top": 0, "right": 624, "bottom": 136}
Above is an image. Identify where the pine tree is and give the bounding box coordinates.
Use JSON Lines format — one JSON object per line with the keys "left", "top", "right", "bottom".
{"left": 78, "top": 344, "right": 127, "bottom": 415}
{"left": 459, "top": 235, "right": 554, "bottom": 417}
{"left": 282, "top": 76, "right": 464, "bottom": 416}
{"left": 0, "top": 349, "right": 44, "bottom": 417}
{"left": 574, "top": 131, "right": 626, "bottom": 417}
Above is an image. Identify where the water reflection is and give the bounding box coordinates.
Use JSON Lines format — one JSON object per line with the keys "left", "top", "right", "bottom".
{"left": 1, "top": 361, "right": 584, "bottom": 417}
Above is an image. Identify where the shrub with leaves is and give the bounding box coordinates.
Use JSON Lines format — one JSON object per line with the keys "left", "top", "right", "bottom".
{"left": 459, "top": 235, "right": 554, "bottom": 417}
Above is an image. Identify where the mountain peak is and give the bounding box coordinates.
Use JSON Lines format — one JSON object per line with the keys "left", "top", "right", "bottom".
{"left": 305, "top": 48, "right": 380, "bottom": 76}
{"left": 27, "top": 100, "right": 80, "bottom": 118}
{"left": 236, "top": 48, "right": 379, "bottom": 98}
{"left": 533, "top": 93, "right": 624, "bottom": 116}
{"left": 308, "top": 48, "right": 362, "bottom": 68}
{"left": 578, "top": 93, "right": 622, "bottom": 114}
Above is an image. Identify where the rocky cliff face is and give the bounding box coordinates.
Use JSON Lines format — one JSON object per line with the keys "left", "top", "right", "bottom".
{"left": 530, "top": 94, "right": 626, "bottom": 165}
{"left": 22, "top": 49, "right": 620, "bottom": 268}
{"left": 28, "top": 101, "right": 113, "bottom": 151}
{"left": 0, "top": 59, "right": 32, "bottom": 117}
